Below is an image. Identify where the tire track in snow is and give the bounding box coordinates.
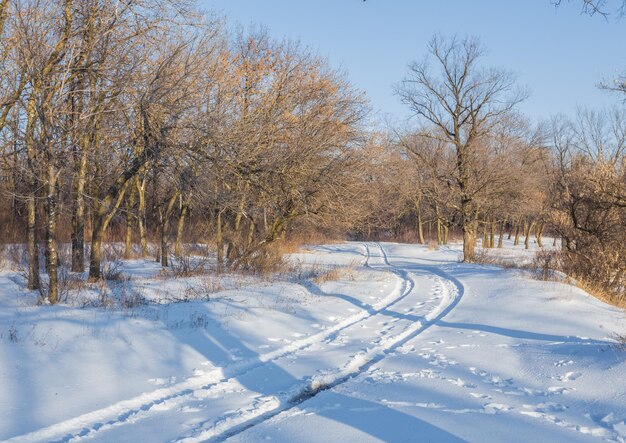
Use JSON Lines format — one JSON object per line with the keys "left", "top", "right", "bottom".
{"left": 175, "top": 243, "right": 465, "bottom": 443}
{"left": 5, "top": 244, "right": 410, "bottom": 443}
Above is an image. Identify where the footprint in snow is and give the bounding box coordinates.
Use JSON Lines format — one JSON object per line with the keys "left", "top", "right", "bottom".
{"left": 470, "top": 392, "right": 492, "bottom": 399}
{"left": 556, "top": 371, "right": 581, "bottom": 382}
{"left": 449, "top": 377, "right": 476, "bottom": 388}
{"left": 554, "top": 359, "right": 574, "bottom": 367}
{"left": 488, "top": 376, "right": 513, "bottom": 387}
{"left": 523, "top": 402, "right": 567, "bottom": 413}
{"left": 469, "top": 367, "right": 488, "bottom": 377}
{"left": 149, "top": 402, "right": 172, "bottom": 412}
{"left": 483, "top": 403, "right": 512, "bottom": 414}
{"left": 547, "top": 386, "right": 575, "bottom": 395}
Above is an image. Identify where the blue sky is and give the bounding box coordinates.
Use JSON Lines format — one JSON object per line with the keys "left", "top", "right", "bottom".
{"left": 199, "top": 0, "right": 625, "bottom": 123}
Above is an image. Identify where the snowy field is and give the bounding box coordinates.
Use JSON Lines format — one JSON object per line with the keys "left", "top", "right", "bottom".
{"left": 1, "top": 241, "right": 625, "bottom": 442}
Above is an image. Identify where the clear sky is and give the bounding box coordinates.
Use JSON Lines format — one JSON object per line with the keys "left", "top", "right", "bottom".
{"left": 199, "top": 0, "right": 626, "bottom": 124}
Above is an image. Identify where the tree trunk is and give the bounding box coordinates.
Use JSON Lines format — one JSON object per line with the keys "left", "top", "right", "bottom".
{"left": 25, "top": 92, "right": 40, "bottom": 290}
{"left": 70, "top": 139, "right": 89, "bottom": 273}
{"left": 44, "top": 163, "right": 59, "bottom": 304}
{"left": 124, "top": 183, "right": 136, "bottom": 259}
{"left": 88, "top": 182, "right": 129, "bottom": 281}
{"left": 27, "top": 187, "right": 40, "bottom": 290}
{"left": 524, "top": 221, "right": 535, "bottom": 250}
{"left": 536, "top": 222, "right": 545, "bottom": 248}
{"left": 514, "top": 224, "right": 521, "bottom": 246}
{"left": 415, "top": 198, "right": 425, "bottom": 245}
{"left": 497, "top": 221, "right": 504, "bottom": 248}
{"left": 463, "top": 224, "right": 475, "bottom": 261}
{"left": 136, "top": 175, "right": 148, "bottom": 257}
{"left": 174, "top": 200, "right": 189, "bottom": 257}
{"left": 435, "top": 203, "right": 442, "bottom": 245}
{"left": 436, "top": 217, "right": 442, "bottom": 245}
{"left": 482, "top": 223, "right": 489, "bottom": 248}
{"left": 246, "top": 217, "right": 255, "bottom": 249}
{"left": 489, "top": 221, "right": 495, "bottom": 248}
{"left": 216, "top": 209, "right": 224, "bottom": 269}
{"left": 159, "top": 192, "right": 179, "bottom": 267}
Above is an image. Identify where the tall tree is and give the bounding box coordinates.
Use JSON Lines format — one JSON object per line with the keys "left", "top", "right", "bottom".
{"left": 396, "top": 35, "right": 526, "bottom": 261}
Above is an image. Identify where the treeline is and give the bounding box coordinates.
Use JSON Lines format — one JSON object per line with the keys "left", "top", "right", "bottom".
{"left": 0, "top": 2, "right": 624, "bottom": 306}
{"left": 0, "top": 0, "right": 368, "bottom": 302}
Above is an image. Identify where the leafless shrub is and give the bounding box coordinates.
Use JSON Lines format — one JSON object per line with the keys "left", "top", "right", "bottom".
{"left": 120, "top": 285, "right": 147, "bottom": 309}
{"left": 58, "top": 269, "right": 87, "bottom": 303}
{"left": 530, "top": 250, "right": 562, "bottom": 281}
{"left": 169, "top": 254, "right": 207, "bottom": 278}
{"left": 102, "top": 260, "right": 128, "bottom": 282}
{"left": 236, "top": 246, "right": 288, "bottom": 277}
{"left": 180, "top": 280, "right": 216, "bottom": 302}
{"left": 8, "top": 244, "right": 25, "bottom": 268}
{"left": 190, "top": 311, "right": 210, "bottom": 329}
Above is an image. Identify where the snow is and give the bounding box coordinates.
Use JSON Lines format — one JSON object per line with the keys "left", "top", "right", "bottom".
{"left": 0, "top": 241, "right": 625, "bottom": 442}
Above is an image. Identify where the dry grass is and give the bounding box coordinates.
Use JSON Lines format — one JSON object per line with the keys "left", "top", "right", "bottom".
{"left": 312, "top": 268, "right": 342, "bottom": 285}
{"left": 573, "top": 278, "right": 626, "bottom": 310}
{"left": 473, "top": 248, "right": 626, "bottom": 309}
{"left": 427, "top": 240, "right": 439, "bottom": 251}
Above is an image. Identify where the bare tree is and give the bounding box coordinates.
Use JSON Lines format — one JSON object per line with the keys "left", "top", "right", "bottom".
{"left": 396, "top": 35, "right": 527, "bottom": 261}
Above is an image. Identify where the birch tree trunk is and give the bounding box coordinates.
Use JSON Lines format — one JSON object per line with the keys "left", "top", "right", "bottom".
{"left": 43, "top": 162, "right": 59, "bottom": 303}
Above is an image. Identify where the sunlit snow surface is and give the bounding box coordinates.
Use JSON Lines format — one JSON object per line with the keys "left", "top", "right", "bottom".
{"left": 0, "top": 240, "right": 624, "bottom": 442}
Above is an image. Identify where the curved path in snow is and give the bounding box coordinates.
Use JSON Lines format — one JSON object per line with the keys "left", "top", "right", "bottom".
{"left": 7, "top": 243, "right": 464, "bottom": 443}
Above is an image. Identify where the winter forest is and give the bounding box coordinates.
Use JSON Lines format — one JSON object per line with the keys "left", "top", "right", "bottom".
{"left": 1, "top": 1, "right": 626, "bottom": 442}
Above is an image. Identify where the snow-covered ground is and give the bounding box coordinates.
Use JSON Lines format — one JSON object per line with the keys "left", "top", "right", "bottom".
{"left": 0, "top": 241, "right": 625, "bottom": 442}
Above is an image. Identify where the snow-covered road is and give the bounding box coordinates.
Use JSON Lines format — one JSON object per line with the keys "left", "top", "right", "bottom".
{"left": 1, "top": 242, "right": 625, "bottom": 442}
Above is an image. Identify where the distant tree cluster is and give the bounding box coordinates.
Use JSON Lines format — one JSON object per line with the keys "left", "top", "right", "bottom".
{"left": 371, "top": 35, "right": 625, "bottom": 304}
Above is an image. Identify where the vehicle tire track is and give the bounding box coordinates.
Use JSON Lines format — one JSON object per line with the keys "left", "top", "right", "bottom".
{"left": 175, "top": 243, "right": 464, "bottom": 443}
{"left": 6, "top": 244, "right": 410, "bottom": 443}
